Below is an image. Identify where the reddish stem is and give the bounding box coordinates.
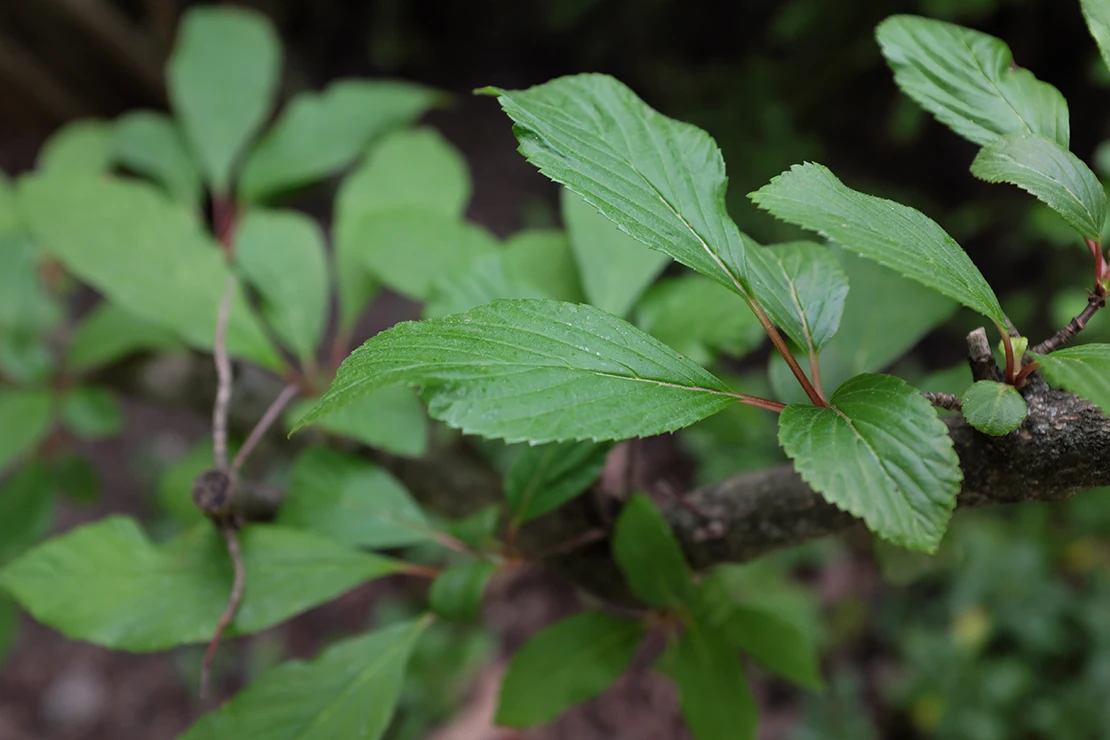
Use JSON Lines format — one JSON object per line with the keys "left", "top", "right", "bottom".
{"left": 999, "top": 330, "right": 1016, "bottom": 386}
{"left": 1014, "top": 361, "right": 1040, "bottom": 388}
{"left": 748, "top": 300, "right": 827, "bottom": 407}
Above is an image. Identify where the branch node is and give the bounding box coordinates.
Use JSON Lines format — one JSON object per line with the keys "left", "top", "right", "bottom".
{"left": 922, "top": 392, "right": 962, "bottom": 412}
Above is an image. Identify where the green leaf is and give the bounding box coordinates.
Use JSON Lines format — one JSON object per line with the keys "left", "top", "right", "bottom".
{"left": 299, "top": 299, "right": 738, "bottom": 444}
{"left": 875, "top": 15, "right": 1069, "bottom": 148}
{"left": 424, "top": 252, "right": 547, "bottom": 320}
{"left": 613, "top": 494, "right": 693, "bottom": 608}
{"left": 778, "top": 373, "right": 962, "bottom": 552}
{"left": 970, "top": 133, "right": 1107, "bottom": 241}
{"left": 483, "top": 75, "right": 753, "bottom": 301}
{"left": 960, "top": 380, "right": 1027, "bottom": 436}
{"left": 496, "top": 611, "right": 645, "bottom": 728}
{"left": 19, "top": 175, "right": 281, "bottom": 369}
{"left": 334, "top": 127, "right": 470, "bottom": 326}
{"left": 235, "top": 208, "right": 329, "bottom": 361}
{"left": 562, "top": 189, "right": 669, "bottom": 317}
{"left": 657, "top": 621, "right": 758, "bottom": 740}
{"left": 504, "top": 440, "right": 611, "bottom": 524}
{"left": 636, "top": 274, "right": 766, "bottom": 366}
{"left": 239, "top": 80, "right": 443, "bottom": 202}
{"left": 49, "top": 454, "right": 101, "bottom": 505}
{"left": 278, "top": 447, "right": 432, "bottom": 549}
{"left": 37, "top": 120, "right": 115, "bottom": 174}
{"left": 1083, "top": 0, "right": 1110, "bottom": 76}
{"left": 714, "top": 606, "right": 822, "bottom": 691}
{"left": 66, "top": 302, "right": 185, "bottom": 373}
{"left": 0, "top": 517, "right": 402, "bottom": 651}
{"left": 179, "top": 616, "right": 431, "bottom": 740}
{"left": 446, "top": 505, "right": 501, "bottom": 550}
{"left": 288, "top": 385, "right": 428, "bottom": 458}
{"left": 167, "top": 6, "right": 281, "bottom": 193}
{"left": 1033, "top": 344, "right": 1110, "bottom": 416}
{"left": 0, "top": 463, "right": 54, "bottom": 564}
{"left": 0, "top": 388, "right": 53, "bottom": 476}
{"left": 0, "top": 330, "right": 54, "bottom": 385}
{"left": 113, "top": 111, "right": 203, "bottom": 209}
{"left": 750, "top": 162, "right": 1006, "bottom": 326}
{"left": 502, "top": 229, "right": 585, "bottom": 303}
{"left": 746, "top": 241, "right": 848, "bottom": 355}
{"left": 0, "top": 593, "right": 16, "bottom": 665}
{"left": 428, "top": 561, "right": 496, "bottom": 621}
{"left": 59, "top": 386, "right": 122, "bottom": 440}
{"left": 0, "top": 233, "right": 63, "bottom": 333}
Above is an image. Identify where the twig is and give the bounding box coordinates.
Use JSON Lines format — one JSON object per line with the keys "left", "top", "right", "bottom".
{"left": 1031, "top": 292, "right": 1106, "bottom": 355}
{"left": 232, "top": 383, "right": 299, "bottom": 472}
{"left": 212, "top": 277, "right": 235, "bottom": 469}
{"left": 967, "top": 328, "right": 1002, "bottom": 382}
{"left": 922, "top": 392, "right": 962, "bottom": 412}
{"left": 531, "top": 529, "right": 608, "bottom": 559}
{"left": 200, "top": 524, "right": 245, "bottom": 699}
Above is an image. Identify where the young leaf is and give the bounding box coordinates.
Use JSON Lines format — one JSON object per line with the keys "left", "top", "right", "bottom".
{"left": 875, "top": 15, "right": 1069, "bottom": 148}
{"left": 59, "top": 386, "right": 122, "bottom": 440}
{"left": 0, "top": 233, "right": 63, "bottom": 334}
{"left": 278, "top": 447, "right": 432, "bottom": 549}
{"left": 502, "top": 229, "right": 585, "bottom": 303}
{"left": 613, "top": 494, "right": 693, "bottom": 608}
{"left": 481, "top": 75, "right": 752, "bottom": 300}
{"left": 446, "top": 505, "right": 501, "bottom": 550}
{"left": 37, "top": 120, "right": 115, "bottom": 175}
{"left": 0, "top": 388, "right": 53, "bottom": 476}
{"left": 960, "top": 380, "right": 1027, "bottom": 436}
{"left": 113, "top": 111, "right": 203, "bottom": 209}
{"left": 239, "top": 80, "right": 443, "bottom": 202}
{"left": 496, "top": 611, "right": 645, "bottom": 728}
{"left": 19, "top": 175, "right": 281, "bottom": 369}
{"left": 746, "top": 241, "right": 848, "bottom": 356}
{"left": 1033, "top": 344, "right": 1110, "bottom": 416}
{"left": 66, "top": 302, "right": 184, "bottom": 373}
{"left": 562, "top": 189, "right": 669, "bottom": 317}
{"left": 423, "top": 252, "right": 547, "bottom": 320}
{"left": 657, "top": 621, "right": 758, "bottom": 740}
{"left": 297, "top": 299, "right": 739, "bottom": 444}
{"left": 636, "top": 274, "right": 766, "bottom": 366}
{"left": 778, "top": 373, "right": 962, "bottom": 552}
{"left": 428, "top": 561, "right": 496, "bottom": 621}
{"left": 970, "top": 133, "right": 1107, "bottom": 241}
{"left": 1082, "top": 0, "right": 1110, "bottom": 75}
{"left": 167, "top": 5, "right": 281, "bottom": 193}
{"left": 750, "top": 163, "right": 1006, "bottom": 326}
{"left": 504, "top": 440, "right": 611, "bottom": 524}
{"left": 0, "top": 463, "right": 54, "bottom": 565}
{"left": 179, "top": 616, "right": 431, "bottom": 740}
{"left": 0, "top": 517, "right": 402, "bottom": 651}
{"left": 235, "top": 209, "right": 329, "bottom": 361}
{"left": 287, "top": 385, "right": 428, "bottom": 458}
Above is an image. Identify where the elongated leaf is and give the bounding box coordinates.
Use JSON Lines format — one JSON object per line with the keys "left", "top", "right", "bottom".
{"left": 496, "top": 611, "right": 645, "bottom": 728}
{"left": 288, "top": 385, "right": 428, "bottom": 458}
{"left": 38, "top": 120, "right": 114, "bottom": 175}
{"left": 482, "top": 75, "right": 753, "bottom": 300}
{"left": 66, "top": 302, "right": 184, "bottom": 373}
{"left": 0, "top": 388, "right": 53, "bottom": 476}
{"left": 0, "top": 517, "right": 401, "bottom": 650}
{"left": 751, "top": 162, "right": 1006, "bottom": 325}
{"left": 562, "top": 189, "right": 669, "bottom": 317}
{"left": 0, "top": 233, "right": 62, "bottom": 334}
{"left": 167, "top": 6, "right": 281, "bottom": 193}
{"left": 180, "top": 617, "right": 431, "bottom": 740}
{"left": 59, "top": 386, "right": 122, "bottom": 440}
{"left": 613, "top": 494, "right": 693, "bottom": 608}
{"left": 876, "top": 15, "right": 1069, "bottom": 148}
{"left": 298, "top": 299, "right": 738, "bottom": 444}
{"left": 1033, "top": 344, "right": 1110, "bottom": 415}
{"left": 971, "top": 133, "right": 1107, "bottom": 241}
{"left": 0, "top": 463, "right": 54, "bottom": 565}
{"left": 114, "top": 111, "right": 202, "bottom": 209}
{"left": 502, "top": 229, "right": 585, "bottom": 303}
{"left": 235, "top": 209, "right": 329, "bottom": 361}
{"left": 424, "top": 252, "right": 546, "bottom": 320}
{"left": 429, "top": 561, "right": 496, "bottom": 621}
{"left": 19, "top": 175, "right": 280, "bottom": 369}
{"left": 240, "top": 80, "right": 442, "bottom": 201}
{"left": 1083, "top": 0, "right": 1110, "bottom": 75}
{"left": 746, "top": 241, "right": 847, "bottom": 356}
{"left": 778, "top": 373, "right": 962, "bottom": 552}
{"left": 505, "top": 440, "right": 611, "bottom": 524}
{"left": 278, "top": 447, "right": 432, "bottom": 549}
{"left": 657, "top": 622, "right": 758, "bottom": 740}
{"left": 960, "top": 380, "right": 1027, "bottom": 436}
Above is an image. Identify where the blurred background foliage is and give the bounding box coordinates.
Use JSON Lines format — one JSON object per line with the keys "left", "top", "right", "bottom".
{"left": 2, "top": 0, "right": 1110, "bottom": 737}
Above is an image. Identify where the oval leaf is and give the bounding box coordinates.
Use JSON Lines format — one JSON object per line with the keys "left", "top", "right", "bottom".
{"left": 505, "top": 440, "right": 611, "bottom": 524}
{"left": 298, "top": 299, "right": 739, "bottom": 444}
{"left": 59, "top": 386, "right": 122, "bottom": 440}
{"left": 0, "top": 388, "right": 53, "bottom": 476}
{"left": 286, "top": 385, "right": 428, "bottom": 458}
{"left": 778, "top": 373, "right": 962, "bottom": 552}
{"left": 502, "top": 229, "right": 585, "bottom": 303}
{"left": 750, "top": 162, "right": 1006, "bottom": 326}
{"left": 0, "top": 463, "right": 55, "bottom": 565}
{"left": 1033, "top": 344, "right": 1110, "bottom": 416}
{"left": 37, "top": 120, "right": 115, "bottom": 175}
{"left": 66, "top": 302, "right": 184, "bottom": 373}
{"left": 496, "top": 611, "right": 645, "bottom": 728}
{"left": 428, "top": 561, "right": 496, "bottom": 622}
{"left": 1083, "top": 0, "right": 1110, "bottom": 76}
{"left": 424, "top": 252, "right": 548, "bottom": 320}
{"left": 971, "top": 133, "right": 1107, "bottom": 241}
{"left": 876, "top": 15, "right": 1069, "bottom": 147}
{"left": 114, "top": 111, "right": 203, "bottom": 209}
{"left": 613, "top": 494, "right": 693, "bottom": 608}
{"left": 960, "top": 380, "right": 1027, "bottom": 436}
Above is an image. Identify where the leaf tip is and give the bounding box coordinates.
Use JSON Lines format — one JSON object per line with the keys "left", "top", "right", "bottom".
{"left": 473, "top": 85, "right": 505, "bottom": 98}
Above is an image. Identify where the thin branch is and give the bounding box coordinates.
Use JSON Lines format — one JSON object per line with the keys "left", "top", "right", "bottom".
{"left": 749, "top": 300, "right": 827, "bottom": 407}
{"left": 232, "top": 383, "right": 299, "bottom": 472}
{"left": 1031, "top": 292, "right": 1106, "bottom": 355}
{"left": 200, "top": 524, "right": 245, "bottom": 699}
{"left": 922, "top": 392, "right": 962, "bottom": 412}
{"left": 998, "top": 326, "right": 1016, "bottom": 385}
{"left": 968, "top": 328, "right": 1002, "bottom": 382}
{"left": 1088, "top": 238, "right": 1107, "bottom": 299}
{"left": 212, "top": 277, "right": 235, "bottom": 470}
